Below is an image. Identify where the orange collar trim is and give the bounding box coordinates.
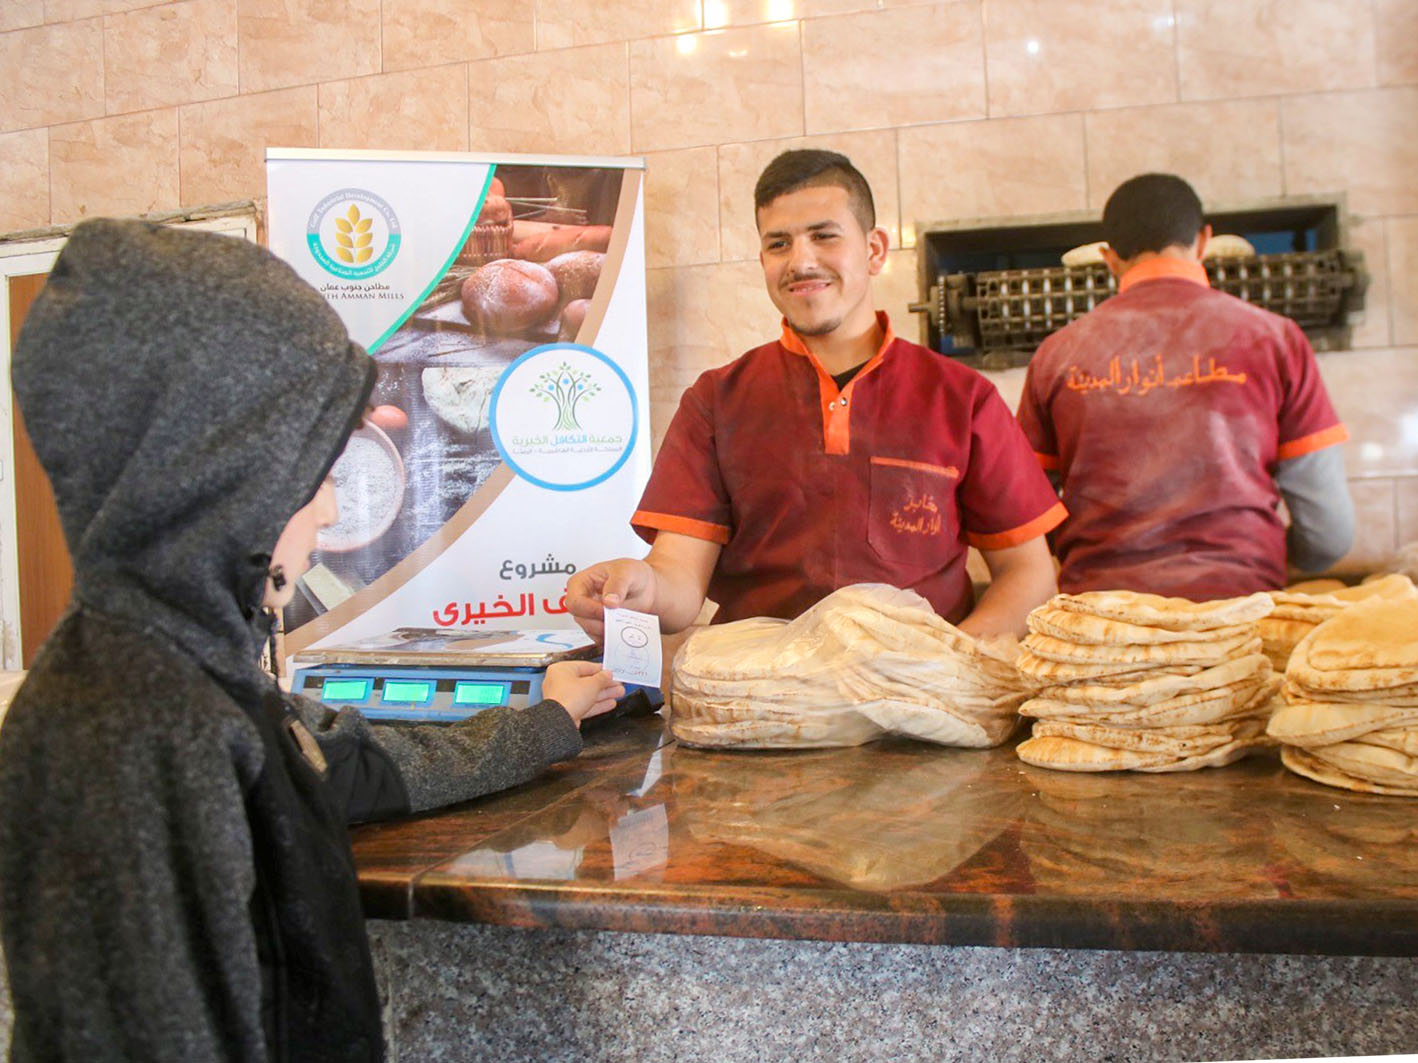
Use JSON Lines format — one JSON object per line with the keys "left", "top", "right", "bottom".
{"left": 1119, "top": 257, "right": 1210, "bottom": 294}
{"left": 779, "top": 311, "right": 895, "bottom": 364}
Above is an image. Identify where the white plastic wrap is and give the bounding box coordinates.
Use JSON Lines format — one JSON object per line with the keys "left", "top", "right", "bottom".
{"left": 669, "top": 585, "right": 1032, "bottom": 749}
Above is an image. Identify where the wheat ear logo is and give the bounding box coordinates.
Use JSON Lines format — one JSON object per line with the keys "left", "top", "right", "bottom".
{"left": 306, "top": 188, "right": 401, "bottom": 279}
{"left": 333, "top": 204, "right": 374, "bottom": 264}
{"left": 532, "top": 362, "right": 602, "bottom": 431}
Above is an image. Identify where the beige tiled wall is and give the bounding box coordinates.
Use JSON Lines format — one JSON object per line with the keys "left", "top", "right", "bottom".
{"left": 3, "top": 0, "right": 1416, "bottom": 571}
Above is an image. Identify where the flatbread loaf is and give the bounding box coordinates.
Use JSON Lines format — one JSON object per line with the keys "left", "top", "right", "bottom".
{"left": 1266, "top": 700, "right": 1418, "bottom": 747}
{"left": 1299, "top": 596, "right": 1418, "bottom": 675}
{"left": 1017, "top": 729, "right": 1268, "bottom": 773}
{"left": 1281, "top": 746, "right": 1418, "bottom": 796}
{"left": 1017, "top": 734, "right": 1179, "bottom": 771}
{"left": 1029, "top": 718, "right": 1262, "bottom": 757}
{"left": 1022, "top": 631, "right": 1259, "bottom": 667}
{"left": 1023, "top": 675, "right": 1276, "bottom": 728}
{"left": 1302, "top": 741, "right": 1418, "bottom": 791}
{"left": 1354, "top": 727, "right": 1418, "bottom": 757}
{"left": 1281, "top": 578, "right": 1347, "bottom": 594}
{"left": 1049, "top": 590, "right": 1273, "bottom": 631}
{"left": 1027, "top": 606, "right": 1252, "bottom": 646}
{"left": 1282, "top": 677, "right": 1418, "bottom": 707}
{"left": 1016, "top": 654, "right": 1209, "bottom": 684}
{"left": 1258, "top": 615, "right": 1319, "bottom": 669}
{"left": 1285, "top": 600, "right": 1418, "bottom": 695}
{"left": 1259, "top": 615, "right": 1317, "bottom": 644}
{"left": 1029, "top": 654, "right": 1271, "bottom": 706}
{"left": 670, "top": 708, "right": 883, "bottom": 749}
{"left": 1266, "top": 605, "right": 1341, "bottom": 623}
{"left": 1269, "top": 573, "right": 1416, "bottom": 610}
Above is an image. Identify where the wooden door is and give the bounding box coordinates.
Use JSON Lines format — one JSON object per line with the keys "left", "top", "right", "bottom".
{"left": 9, "top": 272, "right": 71, "bottom": 667}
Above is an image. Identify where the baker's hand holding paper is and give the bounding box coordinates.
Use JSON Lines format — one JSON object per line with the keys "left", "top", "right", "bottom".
{"left": 566, "top": 558, "right": 657, "bottom": 641}
{"left": 566, "top": 532, "right": 721, "bottom": 641}
{"left": 541, "top": 660, "right": 624, "bottom": 727}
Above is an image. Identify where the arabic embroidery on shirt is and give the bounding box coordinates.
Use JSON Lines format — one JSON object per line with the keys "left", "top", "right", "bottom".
{"left": 1064, "top": 354, "right": 1248, "bottom": 397}
{"left": 888, "top": 494, "right": 943, "bottom": 537}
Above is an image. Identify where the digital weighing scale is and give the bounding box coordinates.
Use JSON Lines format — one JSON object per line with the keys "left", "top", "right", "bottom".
{"left": 290, "top": 627, "right": 660, "bottom": 724}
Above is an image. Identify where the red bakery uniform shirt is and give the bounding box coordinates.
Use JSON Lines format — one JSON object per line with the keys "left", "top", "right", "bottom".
{"left": 1017, "top": 258, "right": 1348, "bottom": 599}
{"left": 634, "top": 313, "right": 1066, "bottom": 625}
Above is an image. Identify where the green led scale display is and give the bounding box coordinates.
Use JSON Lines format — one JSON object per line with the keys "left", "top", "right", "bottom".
{"left": 321, "top": 678, "right": 372, "bottom": 703}
{"left": 453, "top": 681, "right": 509, "bottom": 707}
{"left": 381, "top": 679, "right": 433, "bottom": 704}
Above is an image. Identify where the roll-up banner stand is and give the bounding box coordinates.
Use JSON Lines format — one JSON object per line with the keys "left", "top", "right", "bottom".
{"left": 265, "top": 148, "right": 650, "bottom": 653}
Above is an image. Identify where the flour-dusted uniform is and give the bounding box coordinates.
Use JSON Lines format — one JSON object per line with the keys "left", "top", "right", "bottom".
{"left": 1017, "top": 259, "right": 1347, "bottom": 599}
{"left": 635, "top": 314, "right": 1066, "bottom": 624}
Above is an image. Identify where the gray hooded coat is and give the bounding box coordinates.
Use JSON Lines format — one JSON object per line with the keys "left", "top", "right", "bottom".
{"left": 0, "top": 219, "right": 583, "bottom": 1062}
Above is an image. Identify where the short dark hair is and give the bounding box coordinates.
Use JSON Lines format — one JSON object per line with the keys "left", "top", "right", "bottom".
{"left": 754, "top": 149, "right": 876, "bottom": 232}
{"left": 1101, "top": 173, "right": 1204, "bottom": 259}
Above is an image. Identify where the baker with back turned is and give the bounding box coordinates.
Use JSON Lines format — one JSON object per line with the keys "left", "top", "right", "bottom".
{"left": 1017, "top": 172, "right": 1354, "bottom": 599}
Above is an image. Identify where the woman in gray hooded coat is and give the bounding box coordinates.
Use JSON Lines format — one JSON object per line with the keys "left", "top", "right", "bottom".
{"left": 0, "top": 218, "right": 620, "bottom": 1062}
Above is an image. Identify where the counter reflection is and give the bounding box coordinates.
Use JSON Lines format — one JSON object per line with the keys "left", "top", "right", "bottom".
{"left": 668, "top": 740, "right": 1022, "bottom": 891}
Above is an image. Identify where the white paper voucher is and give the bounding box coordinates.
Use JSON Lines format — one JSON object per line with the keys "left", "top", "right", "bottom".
{"left": 602, "top": 607, "right": 662, "bottom": 688}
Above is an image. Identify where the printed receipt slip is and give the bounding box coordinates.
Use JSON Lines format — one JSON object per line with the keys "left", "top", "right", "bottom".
{"left": 602, "top": 607, "right": 663, "bottom": 688}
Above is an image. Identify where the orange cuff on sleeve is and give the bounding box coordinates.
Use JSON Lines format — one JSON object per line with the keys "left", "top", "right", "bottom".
{"left": 631, "top": 509, "right": 732, "bottom": 545}
{"left": 1034, "top": 451, "right": 1060, "bottom": 471}
{"left": 1276, "top": 423, "right": 1349, "bottom": 462}
{"left": 967, "top": 500, "right": 1068, "bottom": 551}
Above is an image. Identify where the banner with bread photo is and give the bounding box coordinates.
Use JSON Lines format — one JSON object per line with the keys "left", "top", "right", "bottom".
{"left": 266, "top": 149, "right": 651, "bottom": 656}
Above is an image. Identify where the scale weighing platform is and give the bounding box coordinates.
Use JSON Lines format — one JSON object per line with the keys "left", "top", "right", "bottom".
{"left": 291, "top": 628, "right": 661, "bottom": 724}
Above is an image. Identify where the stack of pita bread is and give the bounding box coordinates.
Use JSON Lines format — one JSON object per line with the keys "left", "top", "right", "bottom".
{"left": 1014, "top": 590, "right": 1279, "bottom": 772}
{"left": 1268, "top": 595, "right": 1418, "bottom": 796}
{"left": 669, "top": 584, "right": 1031, "bottom": 749}
{"left": 1260, "top": 574, "right": 1418, "bottom": 670}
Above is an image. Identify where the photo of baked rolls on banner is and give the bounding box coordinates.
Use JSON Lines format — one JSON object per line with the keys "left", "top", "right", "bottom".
{"left": 265, "top": 149, "right": 650, "bottom": 654}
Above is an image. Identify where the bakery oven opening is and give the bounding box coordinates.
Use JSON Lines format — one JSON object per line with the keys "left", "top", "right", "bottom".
{"left": 911, "top": 196, "right": 1368, "bottom": 370}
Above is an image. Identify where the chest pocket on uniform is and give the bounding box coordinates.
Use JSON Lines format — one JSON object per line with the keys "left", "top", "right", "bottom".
{"left": 866, "top": 456, "right": 960, "bottom": 568}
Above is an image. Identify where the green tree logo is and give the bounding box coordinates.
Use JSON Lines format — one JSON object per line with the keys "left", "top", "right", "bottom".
{"left": 532, "top": 362, "right": 602, "bottom": 431}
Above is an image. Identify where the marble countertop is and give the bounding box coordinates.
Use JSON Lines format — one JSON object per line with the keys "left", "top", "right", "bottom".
{"left": 350, "top": 714, "right": 1418, "bottom": 956}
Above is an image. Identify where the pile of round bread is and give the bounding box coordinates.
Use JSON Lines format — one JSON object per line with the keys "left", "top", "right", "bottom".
{"left": 1260, "top": 573, "right": 1417, "bottom": 670}
{"left": 1014, "top": 590, "right": 1279, "bottom": 773}
{"left": 1268, "top": 594, "right": 1418, "bottom": 796}
{"left": 670, "top": 584, "right": 1031, "bottom": 750}
{"left": 460, "top": 250, "right": 602, "bottom": 340}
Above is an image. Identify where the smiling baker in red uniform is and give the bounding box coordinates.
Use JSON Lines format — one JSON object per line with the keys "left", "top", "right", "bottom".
{"left": 1017, "top": 172, "right": 1355, "bottom": 599}
{"left": 567, "top": 149, "right": 1065, "bottom": 640}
